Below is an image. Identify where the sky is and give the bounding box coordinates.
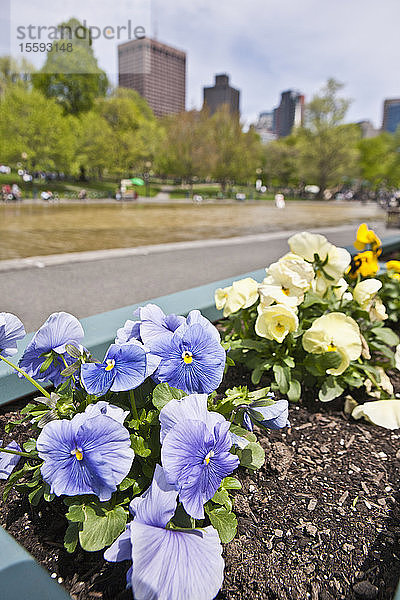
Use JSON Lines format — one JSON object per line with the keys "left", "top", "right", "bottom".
{"left": 2, "top": 0, "right": 399, "bottom": 128}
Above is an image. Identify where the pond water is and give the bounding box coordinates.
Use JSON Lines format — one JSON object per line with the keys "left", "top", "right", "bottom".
{"left": 0, "top": 201, "right": 384, "bottom": 260}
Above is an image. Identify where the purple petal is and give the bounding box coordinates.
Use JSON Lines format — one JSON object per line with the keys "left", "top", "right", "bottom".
{"left": 130, "top": 520, "right": 224, "bottom": 600}
{"left": 115, "top": 320, "right": 141, "bottom": 345}
{"left": 80, "top": 363, "right": 115, "bottom": 396}
{"left": 34, "top": 312, "right": 84, "bottom": 354}
{"left": 0, "top": 313, "right": 25, "bottom": 357}
{"left": 108, "top": 343, "right": 148, "bottom": 392}
{"left": 0, "top": 441, "right": 22, "bottom": 479}
{"left": 249, "top": 399, "right": 290, "bottom": 430}
{"left": 104, "top": 523, "right": 133, "bottom": 562}
{"left": 185, "top": 310, "right": 221, "bottom": 342}
{"left": 130, "top": 464, "right": 178, "bottom": 528}
{"left": 82, "top": 401, "right": 129, "bottom": 425}
{"left": 159, "top": 394, "right": 224, "bottom": 443}
{"left": 162, "top": 419, "right": 238, "bottom": 519}
{"left": 37, "top": 414, "right": 134, "bottom": 500}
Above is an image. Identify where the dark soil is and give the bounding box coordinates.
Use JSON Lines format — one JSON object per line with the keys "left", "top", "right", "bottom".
{"left": 0, "top": 368, "right": 399, "bottom": 600}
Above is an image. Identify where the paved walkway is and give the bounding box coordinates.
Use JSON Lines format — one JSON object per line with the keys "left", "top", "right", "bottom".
{"left": 0, "top": 223, "right": 397, "bottom": 332}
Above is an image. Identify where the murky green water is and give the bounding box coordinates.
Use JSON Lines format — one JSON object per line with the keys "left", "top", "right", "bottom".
{"left": 0, "top": 201, "right": 384, "bottom": 260}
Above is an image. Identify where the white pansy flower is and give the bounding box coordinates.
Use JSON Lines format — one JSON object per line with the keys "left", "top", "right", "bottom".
{"left": 369, "top": 298, "right": 388, "bottom": 322}
{"left": 266, "top": 252, "right": 314, "bottom": 295}
{"left": 333, "top": 278, "right": 349, "bottom": 299}
{"left": 353, "top": 279, "right": 382, "bottom": 309}
{"left": 258, "top": 282, "right": 300, "bottom": 310}
{"left": 215, "top": 277, "right": 258, "bottom": 317}
{"left": 302, "top": 312, "right": 362, "bottom": 375}
{"left": 288, "top": 232, "right": 351, "bottom": 296}
{"left": 255, "top": 304, "right": 298, "bottom": 343}
{"left": 352, "top": 400, "right": 400, "bottom": 430}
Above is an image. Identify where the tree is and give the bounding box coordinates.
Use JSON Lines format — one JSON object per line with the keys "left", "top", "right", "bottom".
{"left": 0, "top": 56, "right": 35, "bottom": 94}
{"left": 264, "top": 136, "right": 300, "bottom": 187}
{"left": 296, "top": 79, "right": 360, "bottom": 196}
{"left": 0, "top": 86, "right": 76, "bottom": 171}
{"left": 93, "top": 88, "right": 160, "bottom": 177}
{"left": 33, "top": 18, "right": 108, "bottom": 114}
{"left": 208, "top": 106, "right": 262, "bottom": 189}
{"left": 155, "top": 109, "right": 210, "bottom": 183}
{"left": 359, "top": 133, "right": 394, "bottom": 188}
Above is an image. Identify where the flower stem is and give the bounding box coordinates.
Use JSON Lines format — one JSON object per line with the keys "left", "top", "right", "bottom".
{"left": 0, "top": 447, "right": 37, "bottom": 458}
{"left": 129, "top": 389, "right": 139, "bottom": 420}
{"left": 0, "top": 354, "right": 51, "bottom": 398}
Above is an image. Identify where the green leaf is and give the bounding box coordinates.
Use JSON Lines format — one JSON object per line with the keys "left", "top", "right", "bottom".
{"left": 221, "top": 476, "right": 242, "bottom": 490}
{"left": 29, "top": 484, "right": 45, "bottom": 506}
{"left": 302, "top": 292, "right": 328, "bottom": 308}
{"left": 79, "top": 505, "right": 127, "bottom": 552}
{"left": 130, "top": 435, "right": 151, "bottom": 457}
{"left": 273, "top": 364, "right": 290, "bottom": 394}
{"left": 287, "top": 379, "right": 301, "bottom": 402}
{"left": 319, "top": 377, "right": 345, "bottom": 402}
{"left": 152, "top": 383, "right": 186, "bottom": 410}
{"left": 212, "top": 488, "right": 232, "bottom": 511}
{"left": 304, "top": 352, "right": 341, "bottom": 376}
{"left": 64, "top": 521, "right": 80, "bottom": 553}
{"left": 65, "top": 344, "right": 82, "bottom": 359}
{"left": 39, "top": 355, "right": 54, "bottom": 374}
{"left": 23, "top": 438, "right": 37, "bottom": 452}
{"left": 66, "top": 503, "right": 86, "bottom": 522}
{"left": 372, "top": 327, "right": 399, "bottom": 347}
{"left": 206, "top": 506, "right": 237, "bottom": 543}
{"left": 239, "top": 442, "right": 265, "bottom": 470}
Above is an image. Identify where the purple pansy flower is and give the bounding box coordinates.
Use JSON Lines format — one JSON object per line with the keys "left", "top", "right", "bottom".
{"left": 115, "top": 304, "right": 185, "bottom": 346}
{"left": 80, "top": 341, "right": 160, "bottom": 396}
{"left": 36, "top": 411, "right": 134, "bottom": 500}
{"left": 243, "top": 399, "right": 290, "bottom": 431}
{"left": 0, "top": 312, "right": 25, "bottom": 357}
{"left": 160, "top": 394, "right": 239, "bottom": 519}
{"left": 104, "top": 465, "right": 224, "bottom": 600}
{"left": 0, "top": 440, "right": 22, "bottom": 479}
{"left": 19, "top": 312, "right": 84, "bottom": 386}
{"left": 148, "top": 310, "right": 226, "bottom": 394}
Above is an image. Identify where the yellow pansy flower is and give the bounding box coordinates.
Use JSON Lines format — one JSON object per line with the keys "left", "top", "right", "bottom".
{"left": 347, "top": 251, "right": 379, "bottom": 279}
{"left": 386, "top": 260, "right": 400, "bottom": 280}
{"left": 255, "top": 304, "right": 298, "bottom": 343}
{"left": 354, "top": 223, "right": 382, "bottom": 256}
{"left": 302, "top": 312, "right": 362, "bottom": 375}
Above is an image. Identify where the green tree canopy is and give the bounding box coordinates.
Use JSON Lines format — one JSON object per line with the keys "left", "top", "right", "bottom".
{"left": 0, "top": 85, "right": 76, "bottom": 171}
{"left": 295, "top": 79, "right": 360, "bottom": 195}
{"left": 32, "top": 18, "right": 108, "bottom": 114}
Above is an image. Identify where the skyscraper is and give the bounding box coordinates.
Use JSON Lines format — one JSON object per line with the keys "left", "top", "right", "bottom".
{"left": 118, "top": 37, "right": 186, "bottom": 117}
{"left": 275, "top": 90, "right": 304, "bottom": 138}
{"left": 203, "top": 74, "right": 240, "bottom": 116}
{"left": 382, "top": 99, "right": 400, "bottom": 133}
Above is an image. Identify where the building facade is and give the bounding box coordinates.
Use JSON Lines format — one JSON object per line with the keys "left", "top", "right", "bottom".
{"left": 382, "top": 99, "right": 400, "bottom": 133}
{"left": 253, "top": 111, "right": 277, "bottom": 144}
{"left": 203, "top": 74, "right": 240, "bottom": 116}
{"left": 275, "top": 90, "right": 304, "bottom": 138}
{"left": 118, "top": 37, "right": 186, "bottom": 117}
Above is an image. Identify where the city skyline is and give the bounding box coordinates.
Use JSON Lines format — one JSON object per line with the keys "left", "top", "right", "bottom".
{"left": 2, "top": 0, "right": 399, "bottom": 128}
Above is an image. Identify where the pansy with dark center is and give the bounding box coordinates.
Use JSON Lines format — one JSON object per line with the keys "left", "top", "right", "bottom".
{"left": 81, "top": 341, "right": 160, "bottom": 396}
{"left": 159, "top": 394, "right": 239, "bottom": 519}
